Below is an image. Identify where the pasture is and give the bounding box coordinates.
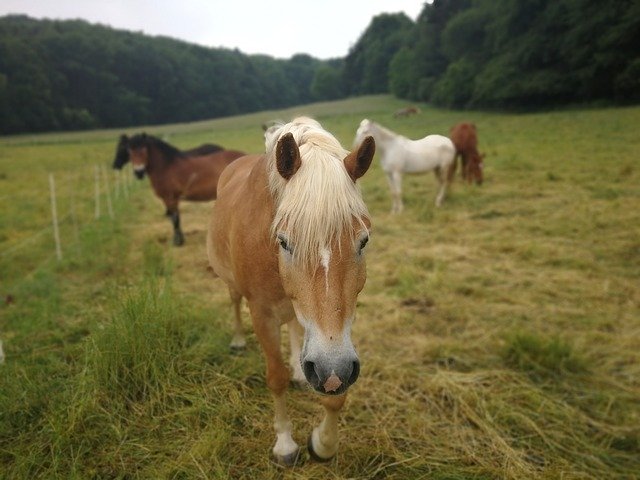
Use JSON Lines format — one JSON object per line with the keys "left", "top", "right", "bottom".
{"left": 1, "top": 95, "right": 639, "bottom": 479}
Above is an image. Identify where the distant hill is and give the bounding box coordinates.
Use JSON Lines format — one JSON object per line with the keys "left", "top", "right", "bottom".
{"left": 2, "top": 1, "right": 639, "bottom": 134}
{"left": 0, "top": 15, "right": 342, "bottom": 134}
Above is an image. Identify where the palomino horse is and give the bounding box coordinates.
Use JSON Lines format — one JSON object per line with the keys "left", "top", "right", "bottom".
{"left": 449, "top": 122, "right": 484, "bottom": 185}
{"left": 354, "top": 119, "right": 456, "bottom": 213}
{"left": 112, "top": 134, "right": 245, "bottom": 245}
{"left": 207, "top": 117, "right": 375, "bottom": 464}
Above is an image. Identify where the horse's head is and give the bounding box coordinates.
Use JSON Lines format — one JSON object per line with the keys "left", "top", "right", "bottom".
{"left": 112, "top": 134, "right": 130, "bottom": 170}
{"left": 353, "top": 119, "right": 373, "bottom": 149}
{"left": 269, "top": 119, "right": 375, "bottom": 396}
{"left": 127, "top": 133, "right": 150, "bottom": 179}
{"left": 468, "top": 152, "right": 485, "bottom": 185}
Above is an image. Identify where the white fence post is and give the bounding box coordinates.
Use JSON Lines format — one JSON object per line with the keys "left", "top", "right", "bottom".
{"left": 114, "top": 169, "right": 121, "bottom": 199}
{"left": 49, "top": 173, "right": 62, "bottom": 261}
{"left": 94, "top": 165, "right": 101, "bottom": 219}
{"left": 102, "top": 165, "right": 114, "bottom": 219}
{"left": 70, "top": 186, "right": 79, "bottom": 244}
{"left": 0, "top": 339, "right": 5, "bottom": 364}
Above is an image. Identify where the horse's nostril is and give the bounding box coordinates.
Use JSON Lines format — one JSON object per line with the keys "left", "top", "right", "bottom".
{"left": 347, "top": 360, "right": 360, "bottom": 386}
{"left": 303, "top": 360, "right": 320, "bottom": 387}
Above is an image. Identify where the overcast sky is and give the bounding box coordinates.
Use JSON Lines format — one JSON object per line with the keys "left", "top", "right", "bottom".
{"left": 0, "top": 1, "right": 427, "bottom": 59}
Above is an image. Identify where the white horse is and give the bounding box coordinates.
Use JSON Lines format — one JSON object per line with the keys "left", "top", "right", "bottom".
{"left": 354, "top": 119, "right": 456, "bottom": 213}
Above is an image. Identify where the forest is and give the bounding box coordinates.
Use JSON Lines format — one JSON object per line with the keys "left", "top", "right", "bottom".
{"left": 1, "top": 0, "right": 639, "bottom": 134}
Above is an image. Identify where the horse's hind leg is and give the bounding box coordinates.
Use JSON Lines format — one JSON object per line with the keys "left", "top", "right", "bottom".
{"left": 165, "top": 199, "right": 185, "bottom": 246}
{"left": 170, "top": 210, "right": 185, "bottom": 246}
{"left": 308, "top": 394, "right": 347, "bottom": 462}
{"left": 386, "top": 171, "right": 404, "bottom": 214}
{"left": 434, "top": 167, "right": 448, "bottom": 207}
{"left": 228, "top": 286, "right": 246, "bottom": 350}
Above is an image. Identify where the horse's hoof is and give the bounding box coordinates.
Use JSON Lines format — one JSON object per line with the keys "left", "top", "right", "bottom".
{"left": 229, "top": 344, "right": 246, "bottom": 355}
{"left": 173, "top": 234, "right": 185, "bottom": 246}
{"left": 307, "top": 435, "right": 335, "bottom": 463}
{"left": 273, "top": 448, "right": 302, "bottom": 467}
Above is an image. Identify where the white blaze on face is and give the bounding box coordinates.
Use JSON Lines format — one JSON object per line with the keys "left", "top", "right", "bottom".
{"left": 320, "top": 247, "right": 330, "bottom": 293}
{"left": 133, "top": 164, "right": 145, "bottom": 172}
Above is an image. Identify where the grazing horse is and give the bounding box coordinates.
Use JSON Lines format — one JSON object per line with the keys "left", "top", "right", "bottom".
{"left": 354, "top": 119, "right": 456, "bottom": 213}
{"left": 449, "top": 122, "right": 484, "bottom": 185}
{"left": 112, "top": 134, "right": 245, "bottom": 245}
{"left": 207, "top": 117, "right": 375, "bottom": 465}
{"left": 393, "top": 106, "right": 421, "bottom": 118}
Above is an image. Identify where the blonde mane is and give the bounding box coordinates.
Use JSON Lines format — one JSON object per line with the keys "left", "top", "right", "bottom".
{"left": 265, "top": 117, "right": 370, "bottom": 267}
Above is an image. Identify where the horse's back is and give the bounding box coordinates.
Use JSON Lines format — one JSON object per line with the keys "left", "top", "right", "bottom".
{"left": 449, "top": 122, "right": 478, "bottom": 153}
{"left": 185, "top": 143, "right": 224, "bottom": 156}
{"left": 207, "top": 154, "right": 272, "bottom": 290}
{"left": 415, "top": 134, "right": 455, "bottom": 162}
{"left": 215, "top": 153, "right": 260, "bottom": 194}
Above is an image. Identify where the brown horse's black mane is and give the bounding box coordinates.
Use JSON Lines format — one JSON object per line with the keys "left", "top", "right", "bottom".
{"left": 128, "top": 133, "right": 224, "bottom": 165}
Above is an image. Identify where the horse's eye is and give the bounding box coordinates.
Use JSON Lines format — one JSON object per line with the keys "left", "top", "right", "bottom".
{"left": 277, "top": 235, "right": 292, "bottom": 254}
{"left": 358, "top": 236, "right": 369, "bottom": 253}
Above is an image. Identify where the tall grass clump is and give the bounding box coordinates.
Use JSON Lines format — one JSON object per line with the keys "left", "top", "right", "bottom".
{"left": 502, "top": 332, "right": 586, "bottom": 380}
{"left": 87, "top": 282, "right": 184, "bottom": 406}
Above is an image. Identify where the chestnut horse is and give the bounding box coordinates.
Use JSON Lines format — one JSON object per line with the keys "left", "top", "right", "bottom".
{"left": 449, "top": 122, "right": 484, "bottom": 185}
{"left": 354, "top": 119, "right": 456, "bottom": 213}
{"left": 112, "top": 134, "right": 245, "bottom": 245}
{"left": 393, "top": 106, "right": 421, "bottom": 118}
{"left": 207, "top": 117, "right": 375, "bottom": 464}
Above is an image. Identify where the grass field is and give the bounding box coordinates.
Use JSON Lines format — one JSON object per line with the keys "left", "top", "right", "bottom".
{"left": 1, "top": 95, "right": 639, "bottom": 479}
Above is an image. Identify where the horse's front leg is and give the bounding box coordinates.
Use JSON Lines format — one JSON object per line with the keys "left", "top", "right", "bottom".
{"left": 251, "top": 306, "right": 300, "bottom": 465}
{"left": 165, "top": 200, "right": 185, "bottom": 246}
{"left": 287, "top": 319, "right": 306, "bottom": 386}
{"left": 308, "top": 394, "right": 347, "bottom": 461}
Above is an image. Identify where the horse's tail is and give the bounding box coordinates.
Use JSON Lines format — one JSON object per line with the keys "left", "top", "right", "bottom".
{"left": 447, "top": 154, "right": 458, "bottom": 183}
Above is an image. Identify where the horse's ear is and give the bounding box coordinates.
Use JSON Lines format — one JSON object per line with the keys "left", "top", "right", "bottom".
{"left": 344, "top": 135, "right": 375, "bottom": 181}
{"left": 276, "top": 132, "right": 301, "bottom": 180}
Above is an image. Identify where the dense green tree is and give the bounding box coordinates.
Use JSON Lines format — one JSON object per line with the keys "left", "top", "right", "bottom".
{"left": 389, "top": 0, "right": 640, "bottom": 109}
{"left": 342, "top": 13, "right": 413, "bottom": 95}
{"left": 0, "top": 15, "right": 339, "bottom": 134}
{"left": 310, "top": 64, "right": 344, "bottom": 100}
{"left": 2, "top": 1, "right": 640, "bottom": 134}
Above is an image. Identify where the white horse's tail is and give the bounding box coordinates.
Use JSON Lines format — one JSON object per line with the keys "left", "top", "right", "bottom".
{"left": 447, "top": 155, "right": 458, "bottom": 183}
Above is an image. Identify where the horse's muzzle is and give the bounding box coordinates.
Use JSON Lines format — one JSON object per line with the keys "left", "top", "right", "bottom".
{"left": 302, "top": 357, "right": 360, "bottom": 396}
{"left": 134, "top": 170, "right": 145, "bottom": 180}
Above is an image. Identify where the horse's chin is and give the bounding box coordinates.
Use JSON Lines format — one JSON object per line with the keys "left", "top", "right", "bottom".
{"left": 134, "top": 170, "right": 145, "bottom": 180}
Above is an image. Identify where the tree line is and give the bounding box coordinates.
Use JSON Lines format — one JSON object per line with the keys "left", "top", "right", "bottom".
{"left": 347, "top": 0, "right": 640, "bottom": 109}
{"left": 1, "top": 0, "right": 639, "bottom": 134}
{"left": 0, "top": 15, "right": 343, "bottom": 134}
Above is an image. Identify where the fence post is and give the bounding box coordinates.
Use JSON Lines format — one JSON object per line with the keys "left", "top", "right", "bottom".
{"left": 0, "top": 339, "right": 4, "bottom": 364}
{"left": 102, "top": 165, "right": 114, "bottom": 219}
{"left": 70, "top": 185, "right": 79, "bottom": 244}
{"left": 122, "top": 168, "right": 130, "bottom": 198}
{"left": 49, "top": 173, "right": 62, "bottom": 261}
{"left": 94, "top": 165, "right": 101, "bottom": 219}
{"left": 114, "top": 169, "right": 121, "bottom": 199}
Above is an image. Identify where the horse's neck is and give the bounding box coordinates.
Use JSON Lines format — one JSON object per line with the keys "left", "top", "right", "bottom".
{"left": 372, "top": 124, "right": 402, "bottom": 151}
{"left": 146, "top": 144, "right": 173, "bottom": 174}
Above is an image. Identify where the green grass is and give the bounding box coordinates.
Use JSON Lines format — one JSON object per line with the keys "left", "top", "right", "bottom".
{"left": 1, "top": 95, "right": 639, "bottom": 479}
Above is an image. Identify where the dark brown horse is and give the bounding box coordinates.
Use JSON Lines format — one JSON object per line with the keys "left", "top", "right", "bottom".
{"left": 112, "top": 133, "right": 245, "bottom": 245}
{"left": 449, "top": 122, "right": 484, "bottom": 185}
